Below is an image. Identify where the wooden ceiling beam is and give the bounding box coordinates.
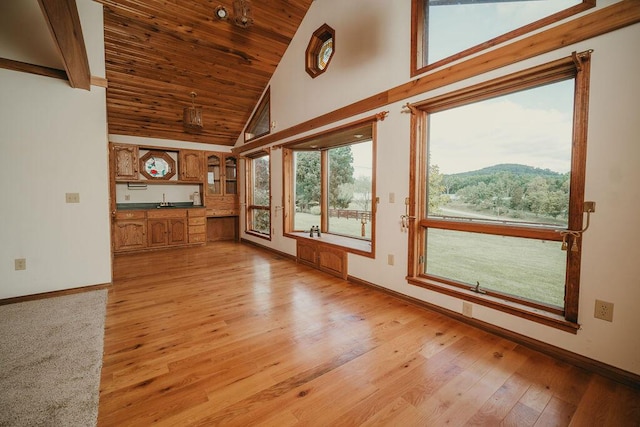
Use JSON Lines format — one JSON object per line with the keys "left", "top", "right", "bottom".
{"left": 37, "top": 0, "right": 91, "bottom": 90}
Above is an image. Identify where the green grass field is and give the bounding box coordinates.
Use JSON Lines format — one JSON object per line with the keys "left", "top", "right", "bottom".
{"left": 294, "top": 212, "right": 565, "bottom": 308}
{"left": 294, "top": 212, "right": 371, "bottom": 239}
{"left": 426, "top": 228, "right": 565, "bottom": 307}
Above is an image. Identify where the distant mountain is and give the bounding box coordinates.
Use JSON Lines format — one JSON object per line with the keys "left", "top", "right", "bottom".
{"left": 445, "top": 163, "right": 563, "bottom": 178}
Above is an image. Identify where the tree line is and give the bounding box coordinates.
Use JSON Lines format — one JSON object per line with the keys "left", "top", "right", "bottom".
{"left": 430, "top": 163, "right": 570, "bottom": 221}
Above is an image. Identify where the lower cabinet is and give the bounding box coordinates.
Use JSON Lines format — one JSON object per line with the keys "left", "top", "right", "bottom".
{"left": 188, "top": 209, "right": 206, "bottom": 243}
{"left": 113, "top": 208, "right": 205, "bottom": 253}
{"left": 147, "top": 218, "right": 187, "bottom": 247}
{"left": 113, "top": 220, "right": 147, "bottom": 251}
{"left": 296, "top": 239, "right": 348, "bottom": 279}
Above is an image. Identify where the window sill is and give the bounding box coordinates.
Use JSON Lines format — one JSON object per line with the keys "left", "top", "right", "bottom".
{"left": 285, "top": 232, "right": 374, "bottom": 258}
{"left": 407, "top": 276, "right": 580, "bottom": 334}
{"left": 245, "top": 231, "right": 271, "bottom": 241}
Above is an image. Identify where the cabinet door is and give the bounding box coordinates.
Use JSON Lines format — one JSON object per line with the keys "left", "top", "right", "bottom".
{"left": 317, "top": 245, "right": 348, "bottom": 279}
{"left": 296, "top": 240, "right": 318, "bottom": 267}
{"left": 113, "top": 220, "right": 146, "bottom": 251}
{"left": 147, "top": 219, "right": 168, "bottom": 247}
{"left": 168, "top": 218, "right": 187, "bottom": 245}
{"left": 179, "top": 150, "right": 204, "bottom": 181}
{"left": 113, "top": 144, "right": 139, "bottom": 181}
{"left": 206, "top": 154, "right": 222, "bottom": 195}
{"left": 224, "top": 155, "right": 238, "bottom": 195}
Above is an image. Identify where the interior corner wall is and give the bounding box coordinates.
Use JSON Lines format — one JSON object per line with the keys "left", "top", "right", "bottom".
{"left": 238, "top": 0, "right": 640, "bottom": 376}
{"left": 0, "top": 1, "right": 111, "bottom": 299}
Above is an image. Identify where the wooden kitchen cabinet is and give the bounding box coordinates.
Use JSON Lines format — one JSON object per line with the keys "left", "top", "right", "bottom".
{"left": 205, "top": 152, "right": 239, "bottom": 216}
{"left": 113, "top": 211, "right": 147, "bottom": 252}
{"left": 147, "top": 209, "right": 188, "bottom": 247}
{"left": 188, "top": 209, "right": 206, "bottom": 243}
{"left": 296, "top": 239, "right": 347, "bottom": 279}
{"left": 179, "top": 149, "right": 204, "bottom": 181}
{"left": 112, "top": 144, "right": 139, "bottom": 181}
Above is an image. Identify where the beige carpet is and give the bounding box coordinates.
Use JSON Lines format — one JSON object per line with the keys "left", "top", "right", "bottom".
{"left": 0, "top": 289, "right": 107, "bottom": 427}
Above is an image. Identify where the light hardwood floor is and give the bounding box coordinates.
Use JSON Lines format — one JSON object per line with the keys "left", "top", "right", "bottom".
{"left": 98, "top": 242, "right": 640, "bottom": 426}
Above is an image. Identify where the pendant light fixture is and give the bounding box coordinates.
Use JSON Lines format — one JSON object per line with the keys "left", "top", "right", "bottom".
{"left": 232, "top": 0, "right": 254, "bottom": 28}
{"left": 183, "top": 92, "right": 203, "bottom": 130}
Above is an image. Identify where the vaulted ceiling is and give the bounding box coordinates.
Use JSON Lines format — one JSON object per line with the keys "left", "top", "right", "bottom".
{"left": 95, "top": 0, "right": 314, "bottom": 146}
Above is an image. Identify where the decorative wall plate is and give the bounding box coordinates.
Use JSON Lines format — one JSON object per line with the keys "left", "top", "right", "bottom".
{"left": 139, "top": 151, "right": 176, "bottom": 180}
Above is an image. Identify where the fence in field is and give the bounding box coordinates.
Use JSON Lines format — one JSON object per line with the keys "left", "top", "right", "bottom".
{"left": 328, "top": 209, "right": 371, "bottom": 221}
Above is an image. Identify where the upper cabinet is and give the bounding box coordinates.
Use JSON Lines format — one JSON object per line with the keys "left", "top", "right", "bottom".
{"left": 206, "top": 153, "right": 237, "bottom": 196}
{"left": 179, "top": 150, "right": 204, "bottom": 182}
{"left": 205, "top": 152, "right": 239, "bottom": 216}
{"left": 112, "top": 144, "right": 139, "bottom": 181}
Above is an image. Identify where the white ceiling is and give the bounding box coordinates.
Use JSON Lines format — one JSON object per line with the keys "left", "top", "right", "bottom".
{"left": 0, "top": 0, "right": 63, "bottom": 69}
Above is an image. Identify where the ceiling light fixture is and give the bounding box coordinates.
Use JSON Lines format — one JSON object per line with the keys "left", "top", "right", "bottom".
{"left": 214, "top": 6, "right": 228, "bottom": 20}
{"left": 233, "top": 0, "right": 254, "bottom": 28}
{"left": 183, "top": 92, "right": 203, "bottom": 130}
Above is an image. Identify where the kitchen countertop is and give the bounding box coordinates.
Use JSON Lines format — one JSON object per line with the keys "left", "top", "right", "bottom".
{"left": 116, "top": 202, "right": 204, "bottom": 211}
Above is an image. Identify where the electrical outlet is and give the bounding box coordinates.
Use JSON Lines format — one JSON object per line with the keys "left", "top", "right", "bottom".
{"left": 387, "top": 254, "right": 394, "bottom": 266}
{"left": 124, "top": 194, "right": 131, "bottom": 201}
{"left": 15, "top": 258, "right": 26, "bottom": 271}
{"left": 594, "top": 299, "right": 614, "bottom": 322}
{"left": 65, "top": 192, "right": 80, "bottom": 203}
{"left": 463, "top": 301, "right": 472, "bottom": 317}
{"left": 389, "top": 192, "right": 395, "bottom": 203}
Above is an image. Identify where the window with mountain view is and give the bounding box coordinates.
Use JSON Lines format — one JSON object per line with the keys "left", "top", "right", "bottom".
{"left": 408, "top": 52, "right": 592, "bottom": 329}
{"left": 411, "top": 0, "right": 594, "bottom": 75}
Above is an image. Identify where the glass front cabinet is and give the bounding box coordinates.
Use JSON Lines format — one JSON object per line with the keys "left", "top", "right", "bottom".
{"left": 205, "top": 152, "right": 239, "bottom": 217}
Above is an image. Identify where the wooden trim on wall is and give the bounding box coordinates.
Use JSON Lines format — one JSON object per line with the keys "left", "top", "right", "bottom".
{"left": 0, "top": 283, "right": 111, "bottom": 306}
{"left": 91, "top": 76, "right": 109, "bottom": 88}
{"left": 37, "top": 0, "right": 91, "bottom": 90}
{"left": 0, "top": 57, "right": 67, "bottom": 81}
{"left": 234, "top": 1, "right": 640, "bottom": 153}
{"left": 347, "top": 275, "right": 640, "bottom": 390}
{"left": 0, "top": 57, "right": 107, "bottom": 88}
{"left": 239, "top": 238, "right": 297, "bottom": 261}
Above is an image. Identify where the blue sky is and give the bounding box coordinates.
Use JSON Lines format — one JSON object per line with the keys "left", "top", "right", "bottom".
{"left": 429, "top": 0, "right": 580, "bottom": 63}
{"left": 429, "top": 79, "right": 574, "bottom": 175}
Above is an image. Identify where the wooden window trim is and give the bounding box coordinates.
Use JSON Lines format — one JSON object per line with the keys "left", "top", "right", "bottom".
{"left": 305, "top": 24, "right": 335, "bottom": 78}
{"left": 407, "top": 51, "right": 592, "bottom": 330}
{"left": 244, "top": 88, "right": 271, "bottom": 143}
{"left": 282, "top": 117, "right": 381, "bottom": 258}
{"left": 245, "top": 151, "right": 272, "bottom": 239}
{"left": 410, "top": 0, "right": 595, "bottom": 77}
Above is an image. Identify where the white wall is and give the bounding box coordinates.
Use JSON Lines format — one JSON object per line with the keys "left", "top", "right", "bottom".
{"left": 0, "top": 0, "right": 111, "bottom": 299}
{"left": 238, "top": 0, "right": 640, "bottom": 375}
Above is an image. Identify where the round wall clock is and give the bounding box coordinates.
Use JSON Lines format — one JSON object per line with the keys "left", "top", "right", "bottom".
{"left": 139, "top": 151, "right": 176, "bottom": 180}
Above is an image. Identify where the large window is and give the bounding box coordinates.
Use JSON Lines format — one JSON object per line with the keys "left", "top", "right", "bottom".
{"left": 246, "top": 152, "right": 270, "bottom": 238}
{"left": 283, "top": 118, "right": 379, "bottom": 255}
{"left": 411, "top": 0, "right": 594, "bottom": 76}
{"left": 408, "top": 52, "right": 592, "bottom": 330}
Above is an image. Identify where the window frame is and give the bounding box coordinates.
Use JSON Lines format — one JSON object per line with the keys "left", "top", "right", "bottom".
{"left": 306, "top": 24, "right": 335, "bottom": 78}
{"left": 244, "top": 87, "right": 271, "bottom": 143}
{"left": 407, "top": 52, "right": 592, "bottom": 332}
{"left": 410, "top": 0, "right": 595, "bottom": 77}
{"left": 245, "top": 150, "right": 271, "bottom": 239}
{"left": 282, "top": 115, "right": 383, "bottom": 257}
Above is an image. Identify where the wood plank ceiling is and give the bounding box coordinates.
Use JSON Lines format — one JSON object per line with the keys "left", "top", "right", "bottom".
{"left": 96, "top": 0, "right": 313, "bottom": 146}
